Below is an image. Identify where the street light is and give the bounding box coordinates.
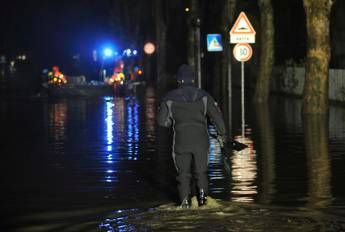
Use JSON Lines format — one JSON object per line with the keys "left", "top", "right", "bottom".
{"left": 143, "top": 42, "right": 155, "bottom": 55}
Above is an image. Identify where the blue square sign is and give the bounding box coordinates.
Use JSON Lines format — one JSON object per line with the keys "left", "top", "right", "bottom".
{"left": 207, "top": 34, "right": 223, "bottom": 52}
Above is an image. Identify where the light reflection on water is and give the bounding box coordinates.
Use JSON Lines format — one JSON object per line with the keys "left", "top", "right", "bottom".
{"left": 39, "top": 93, "right": 345, "bottom": 208}
{"left": 144, "top": 87, "right": 156, "bottom": 148}
{"left": 208, "top": 126, "right": 226, "bottom": 195}
{"left": 2, "top": 89, "right": 345, "bottom": 231}
{"left": 99, "top": 209, "right": 142, "bottom": 232}
{"left": 126, "top": 98, "right": 139, "bottom": 160}
{"left": 48, "top": 101, "right": 67, "bottom": 155}
{"left": 207, "top": 125, "right": 258, "bottom": 203}
{"left": 103, "top": 96, "right": 141, "bottom": 184}
{"left": 105, "top": 98, "right": 115, "bottom": 183}
{"left": 230, "top": 134, "right": 257, "bottom": 203}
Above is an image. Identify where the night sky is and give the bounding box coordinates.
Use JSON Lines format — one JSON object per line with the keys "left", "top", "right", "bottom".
{"left": 0, "top": 0, "right": 114, "bottom": 67}
{"left": 1, "top": 0, "right": 344, "bottom": 70}
{"left": 0, "top": 0, "right": 306, "bottom": 65}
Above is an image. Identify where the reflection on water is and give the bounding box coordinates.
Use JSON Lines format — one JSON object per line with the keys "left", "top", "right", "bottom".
{"left": 126, "top": 98, "right": 139, "bottom": 160}
{"left": 99, "top": 209, "right": 143, "bottom": 232}
{"left": 104, "top": 97, "right": 116, "bottom": 183}
{"left": 49, "top": 101, "right": 67, "bottom": 156}
{"left": 103, "top": 96, "right": 141, "bottom": 184}
{"left": 207, "top": 124, "right": 259, "bottom": 203}
{"left": 208, "top": 126, "right": 227, "bottom": 195}
{"left": 144, "top": 86, "right": 156, "bottom": 150}
{"left": 231, "top": 134, "right": 257, "bottom": 203}
{"left": 255, "top": 103, "right": 276, "bottom": 204}
{"left": 1, "top": 89, "right": 345, "bottom": 230}
{"left": 303, "top": 114, "right": 332, "bottom": 208}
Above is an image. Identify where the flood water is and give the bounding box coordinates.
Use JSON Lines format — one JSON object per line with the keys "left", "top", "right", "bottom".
{"left": 1, "top": 86, "right": 345, "bottom": 231}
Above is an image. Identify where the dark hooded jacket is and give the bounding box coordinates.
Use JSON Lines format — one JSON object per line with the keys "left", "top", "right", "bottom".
{"left": 157, "top": 65, "right": 226, "bottom": 153}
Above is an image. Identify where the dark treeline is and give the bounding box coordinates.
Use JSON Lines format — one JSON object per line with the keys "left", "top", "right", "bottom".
{"left": 1, "top": 0, "right": 344, "bottom": 111}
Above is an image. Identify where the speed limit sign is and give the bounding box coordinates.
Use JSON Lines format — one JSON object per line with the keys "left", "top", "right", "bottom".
{"left": 233, "top": 43, "right": 253, "bottom": 62}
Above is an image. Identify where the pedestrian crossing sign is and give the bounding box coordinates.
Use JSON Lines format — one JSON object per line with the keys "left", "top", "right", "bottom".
{"left": 207, "top": 34, "right": 223, "bottom": 52}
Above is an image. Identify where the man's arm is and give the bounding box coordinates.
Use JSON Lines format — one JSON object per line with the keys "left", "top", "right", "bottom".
{"left": 157, "top": 101, "right": 172, "bottom": 128}
{"left": 206, "top": 95, "right": 248, "bottom": 152}
{"left": 206, "top": 95, "right": 226, "bottom": 136}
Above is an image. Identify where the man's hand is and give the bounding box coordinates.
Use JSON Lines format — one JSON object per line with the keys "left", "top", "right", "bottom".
{"left": 232, "top": 140, "right": 248, "bottom": 151}
{"left": 216, "top": 135, "right": 227, "bottom": 148}
{"left": 212, "top": 133, "right": 248, "bottom": 153}
{"left": 217, "top": 135, "right": 232, "bottom": 155}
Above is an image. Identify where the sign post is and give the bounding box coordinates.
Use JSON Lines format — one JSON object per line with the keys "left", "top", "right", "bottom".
{"left": 206, "top": 33, "right": 230, "bottom": 132}
{"left": 230, "top": 12, "right": 256, "bottom": 139}
{"left": 195, "top": 18, "right": 201, "bottom": 89}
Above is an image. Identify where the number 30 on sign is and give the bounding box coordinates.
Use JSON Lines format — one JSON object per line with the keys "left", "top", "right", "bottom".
{"left": 233, "top": 43, "right": 253, "bottom": 62}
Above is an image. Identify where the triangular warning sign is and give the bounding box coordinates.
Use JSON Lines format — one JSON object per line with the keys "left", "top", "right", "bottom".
{"left": 230, "top": 12, "right": 256, "bottom": 35}
{"left": 210, "top": 38, "right": 221, "bottom": 48}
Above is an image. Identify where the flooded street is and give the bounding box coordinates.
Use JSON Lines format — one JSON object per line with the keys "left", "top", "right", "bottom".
{"left": 1, "top": 86, "right": 345, "bottom": 231}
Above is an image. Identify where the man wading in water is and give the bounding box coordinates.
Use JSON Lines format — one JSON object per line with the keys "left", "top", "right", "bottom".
{"left": 157, "top": 64, "right": 227, "bottom": 208}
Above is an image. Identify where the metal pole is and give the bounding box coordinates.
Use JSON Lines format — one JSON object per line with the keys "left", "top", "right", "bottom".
{"left": 195, "top": 18, "right": 201, "bottom": 88}
{"left": 241, "top": 61, "right": 245, "bottom": 138}
{"left": 227, "top": 45, "right": 232, "bottom": 134}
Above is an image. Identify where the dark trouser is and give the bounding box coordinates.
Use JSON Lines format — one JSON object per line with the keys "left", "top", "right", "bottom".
{"left": 174, "top": 149, "right": 208, "bottom": 202}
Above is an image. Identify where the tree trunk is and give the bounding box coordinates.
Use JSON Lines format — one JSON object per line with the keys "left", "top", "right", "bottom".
{"left": 302, "top": 0, "right": 334, "bottom": 114}
{"left": 155, "top": 0, "right": 168, "bottom": 97}
{"left": 254, "top": 0, "right": 275, "bottom": 103}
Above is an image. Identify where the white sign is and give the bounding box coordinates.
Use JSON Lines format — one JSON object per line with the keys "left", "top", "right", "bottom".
{"left": 233, "top": 43, "right": 253, "bottom": 62}
{"left": 230, "top": 12, "right": 256, "bottom": 44}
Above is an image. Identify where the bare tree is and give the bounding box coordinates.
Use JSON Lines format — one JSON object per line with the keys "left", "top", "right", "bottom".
{"left": 254, "top": 0, "right": 275, "bottom": 103}
{"left": 302, "top": 0, "right": 334, "bottom": 114}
